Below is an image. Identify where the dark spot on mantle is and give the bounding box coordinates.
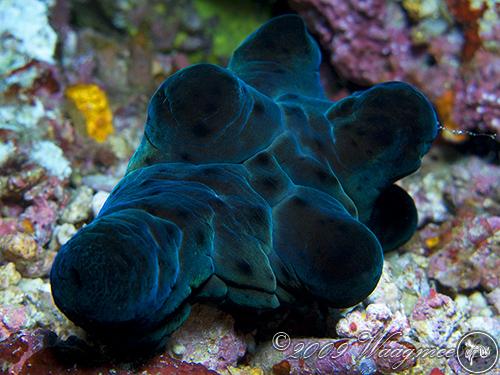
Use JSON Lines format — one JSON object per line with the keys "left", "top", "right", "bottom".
{"left": 192, "top": 121, "right": 210, "bottom": 138}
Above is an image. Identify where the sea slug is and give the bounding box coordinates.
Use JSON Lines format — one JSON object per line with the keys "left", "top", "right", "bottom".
{"left": 50, "top": 15, "right": 438, "bottom": 354}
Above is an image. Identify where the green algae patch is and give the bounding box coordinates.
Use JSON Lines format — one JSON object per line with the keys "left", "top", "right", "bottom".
{"left": 193, "top": 0, "right": 271, "bottom": 61}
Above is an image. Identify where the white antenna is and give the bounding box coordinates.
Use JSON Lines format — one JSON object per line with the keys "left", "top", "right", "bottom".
{"left": 438, "top": 123, "right": 497, "bottom": 140}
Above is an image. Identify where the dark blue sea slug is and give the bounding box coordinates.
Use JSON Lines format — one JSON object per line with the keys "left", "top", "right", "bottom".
{"left": 50, "top": 15, "right": 439, "bottom": 353}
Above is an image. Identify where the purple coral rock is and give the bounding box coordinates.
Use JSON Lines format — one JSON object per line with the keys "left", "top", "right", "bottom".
{"left": 0, "top": 329, "right": 217, "bottom": 374}
{"left": 411, "top": 290, "right": 461, "bottom": 348}
{"left": 290, "top": 0, "right": 412, "bottom": 85}
{"left": 337, "top": 303, "right": 410, "bottom": 339}
{"left": 446, "top": 157, "right": 500, "bottom": 201}
{"left": 290, "top": 0, "right": 500, "bottom": 137}
{"left": 167, "top": 304, "right": 247, "bottom": 371}
{"left": 275, "top": 336, "right": 415, "bottom": 374}
{"left": 252, "top": 303, "right": 416, "bottom": 374}
{"left": 20, "top": 199, "right": 58, "bottom": 246}
{"left": 0, "top": 306, "right": 28, "bottom": 341}
{"left": 428, "top": 214, "right": 499, "bottom": 292}
{"left": 452, "top": 51, "right": 500, "bottom": 138}
{"left": 0, "top": 218, "right": 17, "bottom": 236}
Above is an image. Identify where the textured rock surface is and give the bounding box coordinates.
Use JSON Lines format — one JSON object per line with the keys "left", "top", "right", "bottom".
{"left": 0, "top": 329, "right": 218, "bottom": 374}
{"left": 0, "top": 0, "right": 57, "bottom": 75}
{"left": 167, "top": 304, "right": 248, "bottom": 371}
{"left": 411, "top": 290, "right": 462, "bottom": 348}
{"left": 60, "top": 186, "right": 93, "bottom": 224}
{"left": 290, "top": 0, "right": 500, "bottom": 139}
{"left": 251, "top": 302, "right": 417, "bottom": 374}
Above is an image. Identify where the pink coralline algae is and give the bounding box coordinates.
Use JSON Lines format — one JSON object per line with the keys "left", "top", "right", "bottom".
{"left": 0, "top": 306, "right": 27, "bottom": 342}
{"left": 0, "top": 166, "right": 45, "bottom": 201}
{"left": 0, "top": 329, "right": 218, "bottom": 375}
{"left": 0, "top": 160, "right": 70, "bottom": 247}
{"left": 167, "top": 304, "right": 248, "bottom": 371}
{"left": 252, "top": 303, "right": 416, "bottom": 374}
{"left": 410, "top": 289, "right": 461, "bottom": 347}
{"left": 428, "top": 213, "right": 499, "bottom": 292}
{"left": 452, "top": 50, "right": 500, "bottom": 139}
{"left": 290, "top": 0, "right": 412, "bottom": 85}
{"left": 337, "top": 304, "right": 410, "bottom": 339}
{"left": 0, "top": 160, "right": 69, "bottom": 278}
{"left": 399, "top": 155, "right": 499, "bottom": 291}
{"left": 290, "top": 0, "right": 500, "bottom": 139}
{"left": 267, "top": 336, "right": 416, "bottom": 374}
{"left": 444, "top": 156, "right": 500, "bottom": 204}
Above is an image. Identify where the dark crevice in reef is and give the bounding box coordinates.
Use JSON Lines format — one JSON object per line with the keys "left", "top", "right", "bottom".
{"left": 69, "top": 0, "right": 126, "bottom": 36}
{"left": 454, "top": 136, "right": 500, "bottom": 164}
{"left": 230, "top": 302, "right": 331, "bottom": 342}
{"left": 432, "top": 278, "right": 493, "bottom": 300}
{"left": 427, "top": 139, "right": 498, "bottom": 166}
{"left": 269, "top": 0, "right": 296, "bottom": 17}
{"left": 431, "top": 280, "right": 458, "bottom": 299}
{"left": 33, "top": 333, "right": 110, "bottom": 369}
